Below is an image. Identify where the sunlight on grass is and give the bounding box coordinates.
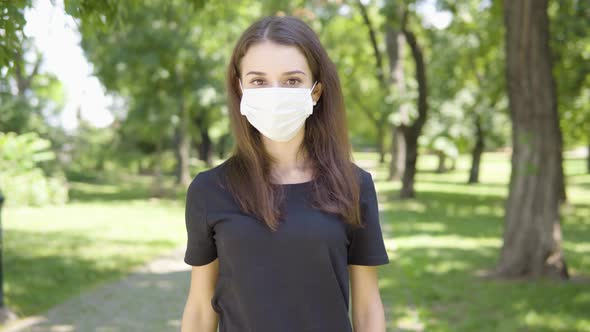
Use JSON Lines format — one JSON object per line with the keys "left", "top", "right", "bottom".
{"left": 387, "top": 235, "right": 500, "bottom": 250}
{"left": 367, "top": 151, "right": 590, "bottom": 332}
{"left": 522, "top": 310, "right": 590, "bottom": 331}
{"left": 3, "top": 196, "right": 186, "bottom": 316}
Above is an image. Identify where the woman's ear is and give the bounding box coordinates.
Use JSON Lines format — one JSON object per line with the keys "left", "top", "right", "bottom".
{"left": 312, "top": 82, "right": 323, "bottom": 105}
{"left": 238, "top": 78, "right": 243, "bottom": 97}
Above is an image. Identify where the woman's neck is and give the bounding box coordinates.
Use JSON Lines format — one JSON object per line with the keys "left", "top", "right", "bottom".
{"left": 262, "top": 128, "right": 313, "bottom": 182}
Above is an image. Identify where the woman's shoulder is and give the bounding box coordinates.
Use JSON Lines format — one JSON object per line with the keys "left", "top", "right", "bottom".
{"left": 189, "top": 160, "right": 229, "bottom": 193}
{"left": 350, "top": 162, "right": 378, "bottom": 204}
{"left": 350, "top": 161, "right": 373, "bottom": 184}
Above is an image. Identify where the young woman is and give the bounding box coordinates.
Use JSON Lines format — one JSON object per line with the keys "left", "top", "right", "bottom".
{"left": 181, "top": 15, "right": 389, "bottom": 332}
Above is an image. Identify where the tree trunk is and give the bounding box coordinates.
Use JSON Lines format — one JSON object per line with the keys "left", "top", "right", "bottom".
{"left": 95, "top": 154, "right": 105, "bottom": 172}
{"left": 173, "top": 68, "right": 191, "bottom": 186}
{"left": 174, "top": 96, "right": 191, "bottom": 187}
{"left": 217, "top": 133, "right": 231, "bottom": 160}
{"left": 400, "top": 27, "right": 428, "bottom": 199}
{"left": 13, "top": 45, "right": 41, "bottom": 97}
{"left": 386, "top": 23, "right": 407, "bottom": 181}
{"left": 400, "top": 127, "right": 418, "bottom": 198}
{"left": 497, "top": 0, "right": 568, "bottom": 279}
{"left": 557, "top": 125, "right": 567, "bottom": 204}
{"left": 151, "top": 141, "right": 165, "bottom": 198}
{"left": 357, "top": 0, "right": 394, "bottom": 165}
{"left": 377, "top": 123, "right": 386, "bottom": 164}
{"left": 192, "top": 110, "right": 213, "bottom": 166}
{"left": 389, "top": 124, "right": 406, "bottom": 180}
{"left": 138, "top": 162, "right": 146, "bottom": 175}
{"left": 174, "top": 125, "right": 190, "bottom": 186}
{"left": 436, "top": 151, "right": 446, "bottom": 173}
{"left": 468, "top": 114, "right": 485, "bottom": 184}
{"left": 199, "top": 129, "right": 212, "bottom": 166}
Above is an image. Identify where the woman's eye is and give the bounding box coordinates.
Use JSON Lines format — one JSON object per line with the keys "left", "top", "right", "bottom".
{"left": 250, "top": 79, "right": 265, "bottom": 85}
{"left": 286, "top": 78, "right": 302, "bottom": 86}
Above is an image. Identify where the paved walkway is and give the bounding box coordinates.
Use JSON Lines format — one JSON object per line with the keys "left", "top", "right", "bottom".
{"left": 2, "top": 246, "right": 192, "bottom": 332}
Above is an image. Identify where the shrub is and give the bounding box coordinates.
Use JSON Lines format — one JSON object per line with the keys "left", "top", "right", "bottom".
{"left": 0, "top": 131, "right": 68, "bottom": 206}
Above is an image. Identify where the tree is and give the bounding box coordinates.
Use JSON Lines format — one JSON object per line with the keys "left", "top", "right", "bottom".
{"left": 0, "top": 1, "right": 60, "bottom": 136}
{"left": 65, "top": 0, "right": 241, "bottom": 186}
{"left": 550, "top": 0, "right": 590, "bottom": 173}
{"left": 383, "top": 2, "right": 409, "bottom": 181}
{"left": 354, "top": 0, "right": 395, "bottom": 164}
{"left": 398, "top": 6, "right": 429, "bottom": 199}
{"left": 355, "top": 0, "right": 430, "bottom": 198}
{"left": 426, "top": 0, "right": 508, "bottom": 184}
{"left": 319, "top": 4, "right": 391, "bottom": 154}
{"left": 496, "top": 0, "right": 568, "bottom": 279}
{"left": 0, "top": 0, "right": 32, "bottom": 75}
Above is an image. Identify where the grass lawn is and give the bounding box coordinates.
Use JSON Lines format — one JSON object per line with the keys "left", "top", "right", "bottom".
{"left": 1, "top": 151, "right": 588, "bottom": 332}
{"left": 2, "top": 172, "right": 192, "bottom": 319}
{"left": 368, "top": 151, "right": 590, "bottom": 332}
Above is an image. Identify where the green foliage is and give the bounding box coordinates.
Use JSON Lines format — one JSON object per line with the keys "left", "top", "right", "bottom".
{"left": 1, "top": 0, "right": 66, "bottom": 137}
{"left": 0, "top": 0, "right": 32, "bottom": 76}
{"left": 0, "top": 40, "right": 63, "bottom": 134}
{"left": 5, "top": 0, "right": 585, "bottom": 181}
{"left": 423, "top": 0, "right": 508, "bottom": 158}
{"left": 65, "top": 0, "right": 263, "bottom": 165}
{"left": 550, "top": 0, "right": 590, "bottom": 147}
{"left": 0, "top": 131, "right": 68, "bottom": 206}
{"left": 321, "top": 6, "right": 389, "bottom": 145}
{"left": 0, "top": 89, "right": 32, "bottom": 133}
{"left": 63, "top": 118, "right": 118, "bottom": 175}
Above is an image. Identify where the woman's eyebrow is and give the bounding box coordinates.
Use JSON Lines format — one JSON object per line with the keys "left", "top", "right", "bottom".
{"left": 244, "top": 70, "right": 306, "bottom": 76}
{"left": 245, "top": 71, "right": 266, "bottom": 76}
{"left": 282, "top": 70, "right": 306, "bottom": 76}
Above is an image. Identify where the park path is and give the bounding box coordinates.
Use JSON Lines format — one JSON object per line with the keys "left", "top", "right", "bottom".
{"left": 2, "top": 157, "right": 424, "bottom": 332}
{"left": 2, "top": 246, "right": 192, "bottom": 332}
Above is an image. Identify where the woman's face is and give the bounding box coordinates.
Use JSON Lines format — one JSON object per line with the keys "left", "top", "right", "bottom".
{"left": 239, "top": 41, "right": 322, "bottom": 102}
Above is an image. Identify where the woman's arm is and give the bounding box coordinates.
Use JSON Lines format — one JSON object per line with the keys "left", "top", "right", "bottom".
{"left": 181, "top": 259, "right": 220, "bottom": 332}
{"left": 349, "top": 264, "right": 387, "bottom": 332}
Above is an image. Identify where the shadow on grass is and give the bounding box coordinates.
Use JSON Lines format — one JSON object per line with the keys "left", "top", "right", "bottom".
{"left": 380, "top": 245, "right": 590, "bottom": 332}
{"left": 69, "top": 182, "right": 159, "bottom": 202}
{"left": 413, "top": 177, "right": 509, "bottom": 188}
{"left": 67, "top": 175, "right": 186, "bottom": 203}
{"left": 380, "top": 189, "right": 506, "bottom": 239}
{"left": 378, "top": 185, "right": 590, "bottom": 332}
{"left": 568, "top": 173, "right": 590, "bottom": 191}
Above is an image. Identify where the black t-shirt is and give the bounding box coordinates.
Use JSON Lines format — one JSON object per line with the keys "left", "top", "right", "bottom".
{"left": 184, "top": 160, "right": 389, "bottom": 332}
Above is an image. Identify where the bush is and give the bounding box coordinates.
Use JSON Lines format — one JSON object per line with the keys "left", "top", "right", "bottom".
{"left": 0, "top": 131, "right": 69, "bottom": 206}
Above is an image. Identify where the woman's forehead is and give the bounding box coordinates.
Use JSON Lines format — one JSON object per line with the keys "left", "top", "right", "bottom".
{"left": 240, "top": 41, "right": 311, "bottom": 76}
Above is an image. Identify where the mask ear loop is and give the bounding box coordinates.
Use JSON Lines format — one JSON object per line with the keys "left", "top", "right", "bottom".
{"left": 238, "top": 79, "right": 244, "bottom": 93}
{"left": 311, "top": 81, "right": 318, "bottom": 106}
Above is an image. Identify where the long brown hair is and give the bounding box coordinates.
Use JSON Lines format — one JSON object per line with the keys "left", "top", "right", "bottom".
{"left": 222, "top": 15, "right": 361, "bottom": 232}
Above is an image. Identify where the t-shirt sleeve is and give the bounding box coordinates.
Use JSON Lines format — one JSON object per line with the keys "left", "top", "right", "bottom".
{"left": 184, "top": 173, "right": 218, "bottom": 266}
{"left": 347, "top": 171, "right": 390, "bottom": 266}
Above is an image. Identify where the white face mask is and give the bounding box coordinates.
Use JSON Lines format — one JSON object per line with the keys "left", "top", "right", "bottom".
{"left": 239, "top": 80, "right": 318, "bottom": 142}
